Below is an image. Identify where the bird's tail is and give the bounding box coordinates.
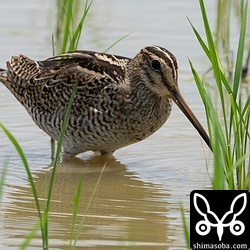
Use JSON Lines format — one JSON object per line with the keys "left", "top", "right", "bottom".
{"left": 0, "top": 68, "right": 8, "bottom": 82}
{"left": 0, "top": 67, "right": 8, "bottom": 82}
{"left": 0, "top": 64, "right": 27, "bottom": 106}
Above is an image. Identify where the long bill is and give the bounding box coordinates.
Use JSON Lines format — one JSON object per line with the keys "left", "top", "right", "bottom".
{"left": 170, "top": 84, "right": 212, "bottom": 151}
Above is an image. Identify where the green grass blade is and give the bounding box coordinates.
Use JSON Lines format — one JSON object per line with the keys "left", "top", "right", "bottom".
{"left": 60, "top": 0, "right": 74, "bottom": 53}
{"left": 0, "top": 123, "right": 46, "bottom": 246}
{"left": 180, "top": 203, "right": 191, "bottom": 249}
{"left": 189, "top": 61, "right": 227, "bottom": 190}
{"left": 43, "top": 83, "right": 78, "bottom": 248}
{"left": 199, "top": 0, "right": 222, "bottom": 84}
{"left": 198, "top": 0, "right": 229, "bottom": 143}
{"left": 188, "top": 16, "right": 232, "bottom": 94}
{"left": 70, "top": 175, "right": 83, "bottom": 247}
{"left": 104, "top": 32, "right": 133, "bottom": 53}
{"left": 232, "top": 0, "right": 248, "bottom": 98}
{"left": 20, "top": 222, "right": 40, "bottom": 250}
{"left": 68, "top": 0, "right": 93, "bottom": 52}
{"left": 0, "top": 162, "right": 8, "bottom": 209}
{"left": 228, "top": 1, "right": 248, "bottom": 155}
{"left": 72, "top": 163, "right": 106, "bottom": 248}
{"left": 189, "top": 0, "right": 249, "bottom": 191}
{"left": 187, "top": 17, "right": 210, "bottom": 59}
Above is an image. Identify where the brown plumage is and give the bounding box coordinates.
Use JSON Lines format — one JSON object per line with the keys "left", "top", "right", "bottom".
{"left": 0, "top": 46, "right": 211, "bottom": 156}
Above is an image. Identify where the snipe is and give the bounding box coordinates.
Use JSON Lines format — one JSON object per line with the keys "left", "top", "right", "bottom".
{"left": 0, "top": 46, "right": 211, "bottom": 156}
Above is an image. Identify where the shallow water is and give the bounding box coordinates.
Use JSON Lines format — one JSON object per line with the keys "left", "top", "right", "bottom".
{"left": 0, "top": 0, "right": 244, "bottom": 249}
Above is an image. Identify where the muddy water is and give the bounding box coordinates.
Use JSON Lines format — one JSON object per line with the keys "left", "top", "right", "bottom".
{"left": 0, "top": 0, "right": 237, "bottom": 249}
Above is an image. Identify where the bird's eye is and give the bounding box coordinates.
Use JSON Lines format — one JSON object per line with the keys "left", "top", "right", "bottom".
{"left": 151, "top": 60, "right": 161, "bottom": 70}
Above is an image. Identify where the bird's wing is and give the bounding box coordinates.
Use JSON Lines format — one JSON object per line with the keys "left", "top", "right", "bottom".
{"left": 37, "top": 51, "right": 131, "bottom": 86}
{"left": 4, "top": 51, "right": 131, "bottom": 113}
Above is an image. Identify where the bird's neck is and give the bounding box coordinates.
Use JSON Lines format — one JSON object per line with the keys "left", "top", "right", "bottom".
{"left": 123, "top": 71, "right": 172, "bottom": 124}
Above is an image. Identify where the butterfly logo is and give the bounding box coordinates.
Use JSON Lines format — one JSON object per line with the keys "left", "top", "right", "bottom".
{"left": 193, "top": 193, "right": 247, "bottom": 241}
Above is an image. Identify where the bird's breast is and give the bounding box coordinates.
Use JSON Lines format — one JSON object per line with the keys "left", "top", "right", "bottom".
{"left": 119, "top": 95, "right": 172, "bottom": 142}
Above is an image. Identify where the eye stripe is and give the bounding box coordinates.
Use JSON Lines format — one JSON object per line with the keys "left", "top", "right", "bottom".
{"left": 144, "top": 46, "right": 178, "bottom": 82}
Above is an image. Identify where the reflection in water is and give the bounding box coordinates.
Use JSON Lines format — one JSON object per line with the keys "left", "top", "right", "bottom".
{"left": 1, "top": 156, "right": 171, "bottom": 249}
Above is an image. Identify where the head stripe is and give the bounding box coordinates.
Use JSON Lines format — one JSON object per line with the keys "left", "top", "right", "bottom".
{"left": 144, "top": 46, "right": 178, "bottom": 82}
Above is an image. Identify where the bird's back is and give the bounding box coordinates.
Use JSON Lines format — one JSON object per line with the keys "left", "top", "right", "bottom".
{"left": 1, "top": 51, "right": 130, "bottom": 110}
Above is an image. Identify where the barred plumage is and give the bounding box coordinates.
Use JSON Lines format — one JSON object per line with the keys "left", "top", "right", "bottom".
{"left": 0, "top": 46, "right": 211, "bottom": 157}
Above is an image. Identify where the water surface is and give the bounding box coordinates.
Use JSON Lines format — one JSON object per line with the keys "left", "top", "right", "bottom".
{"left": 0, "top": 0, "right": 240, "bottom": 249}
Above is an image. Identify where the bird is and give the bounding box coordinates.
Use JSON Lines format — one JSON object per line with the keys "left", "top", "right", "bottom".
{"left": 0, "top": 45, "right": 212, "bottom": 157}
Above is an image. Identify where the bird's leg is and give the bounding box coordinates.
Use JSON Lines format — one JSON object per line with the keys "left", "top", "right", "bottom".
{"left": 50, "top": 137, "right": 56, "bottom": 162}
{"left": 99, "top": 150, "right": 115, "bottom": 156}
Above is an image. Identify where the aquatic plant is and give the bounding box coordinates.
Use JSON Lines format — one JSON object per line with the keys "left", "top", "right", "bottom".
{"left": 189, "top": 0, "right": 249, "bottom": 191}
{"left": 181, "top": 0, "right": 249, "bottom": 248}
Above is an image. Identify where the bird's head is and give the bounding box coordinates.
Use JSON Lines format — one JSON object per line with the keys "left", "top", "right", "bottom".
{"left": 133, "top": 45, "right": 212, "bottom": 151}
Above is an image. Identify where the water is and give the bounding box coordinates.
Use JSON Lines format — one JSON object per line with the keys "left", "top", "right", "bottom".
{"left": 0, "top": 0, "right": 241, "bottom": 249}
